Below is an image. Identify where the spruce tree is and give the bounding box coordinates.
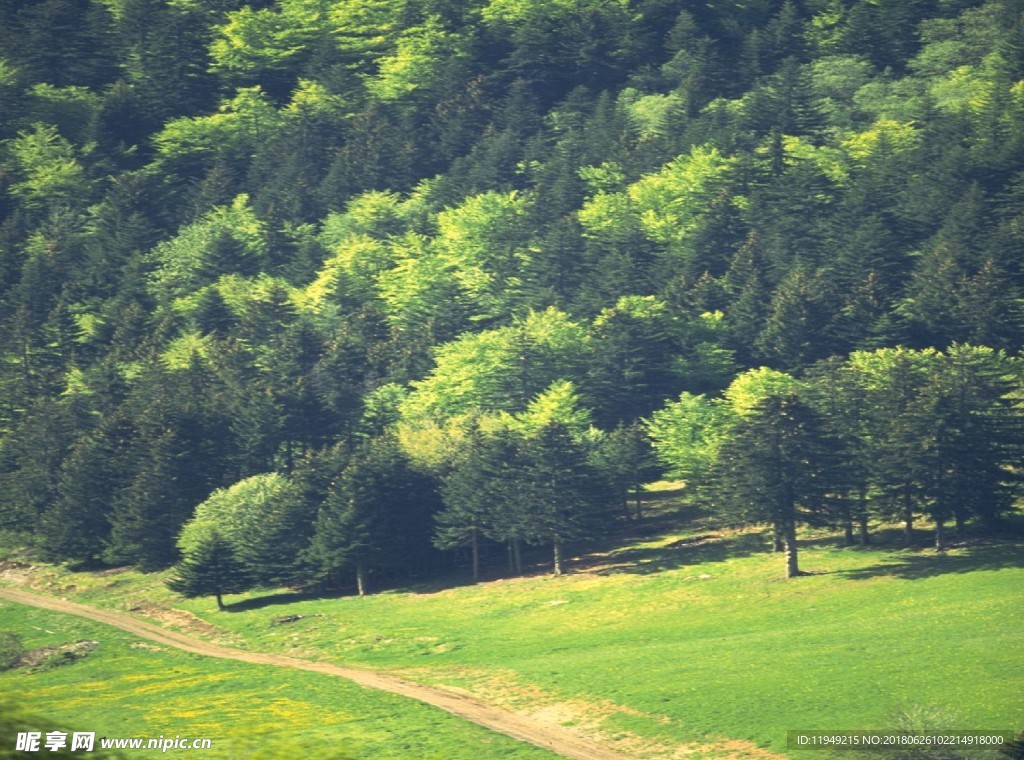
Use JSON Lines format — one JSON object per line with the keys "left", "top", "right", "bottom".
{"left": 435, "top": 427, "right": 498, "bottom": 582}
{"left": 755, "top": 265, "right": 836, "bottom": 369}
{"left": 804, "top": 357, "right": 873, "bottom": 546}
{"left": 475, "top": 428, "right": 533, "bottom": 576}
{"left": 309, "top": 436, "right": 439, "bottom": 595}
{"left": 39, "top": 417, "right": 138, "bottom": 565}
{"left": 920, "top": 345, "right": 1024, "bottom": 547}
{"left": 166, "top": 532, "right": 251, "bottom": 610}
{"left": 590, "top": 423, "right": 659, "bottom": 521}
{"left": 517, "top": 423, "right": 605, "bottom": 577}
{"left": 860, "top": 351, "right": 936, "bottom": 548}
{"left": 586, "top": 297, "right": 683, "bottom": 426}
{"left": 104, "top": 429, "right": 197, "bottom": 570}
{"left": 714, "top": 394, "right": 838, "bottom": 578}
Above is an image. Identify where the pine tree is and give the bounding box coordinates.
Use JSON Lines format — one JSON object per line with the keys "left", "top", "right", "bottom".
{"left": 0, "top": 398, "right": 83, "bottom": 533}
{"left": 474, "top": 428, "right": 533, "bottom": 576}
{"left": 586, "top": 296, "right": 683, "bottom": 426}
{"left": 308, "top": 437, "right": 440, "bottom": 595}
{"left": 714, "top": 394, "right": 838, "bottom": 578}
{"left": 166, "top": 532, "right": 251, "bottom": 610}
{"left": 104, "top": 428, "right": 198, "bottom": 570}
{"left": 922, "top": 345, "right": 1023, "bottom": 546}
{"left": 517, "top": 423, "right": 605, "bottom": 576}
{"left": 852, "top": 348, "right": 938, "bottom": 547}
{"left": 38, "top": 416, "right": 138, "bottom": 565}
{"left": 804, "top": 357, "right": 873, "bottom": 546}
{"left": 104, "top": 346, "right": 237, "bottom": 572}
{"left": 763, "top": 1, "right": 806, "bottom": 70}
{"left": 435, "top": 427, "right": 499, "bottom": 582}
{"left": 590, "top": 423, "right": 659, "bottom": 520}
{"left": 722, "top": 232, "right": 771, "bottom": 365}
{"left": 756, "top": 265, "right": 836, "bottom": 369}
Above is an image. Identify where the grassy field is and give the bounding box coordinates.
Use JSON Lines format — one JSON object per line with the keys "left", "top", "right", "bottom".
{"left": 2, "top": 489, "right": 1022, "bottom": 758}
{"left": 0, "top": 603, "right": 556, "bottom": 759}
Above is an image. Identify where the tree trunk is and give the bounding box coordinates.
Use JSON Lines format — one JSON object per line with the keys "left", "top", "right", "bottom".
{"left": 356, "top": 563, "right": 367, "bottom": 597}
{"left": 507, "top": 539, "right": 515, "bottom": 574}
{"left": 903, "top": 488, "right": 914, "bottom": 547}
{"left": 858, "top": 514, "right": 870, "bottom": 546}
{"left": 470, "top": 530, "right": 480, "bottom": 582}
{"left": 843, "top": 519, "right": 854, "bottom": 547}
{"left": 553, "top": 541, "right": 562, "bottom": 577}
{"left": 784, "top": 521, "right": 801, "bottom": 579}
{"left": 215, "top": 592, "right": 225, "bottom": 611}
{"left": 633, "top": 483, "right": 643, "bottom": 521}
{"left": 772, "top": 530, "right": 784, "bottom": 553}
{"left": 855, "top": 486, "right": 870, "bottom": 546}
{"left": 513, "top": 538, "right": 523, "bottom": 576}
{"left": 935, "top": 518, "right": 946, "bottom": 553}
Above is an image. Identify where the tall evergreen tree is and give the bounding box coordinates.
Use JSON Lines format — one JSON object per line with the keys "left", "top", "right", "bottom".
{"left": 38, "top": 416, "right": 138, "bottom": 565}
{"left": 850, "top": 348, "right": 938, "bottom": 547}
{"left": 586, "top": 296, "right": 683, "bottom": 426}
{"left": 166, "top": 531, "right": 251, "bottom": 610}
{"left": 308, "top": 436, "right": 439, "bottom": 595}
{"left": 714, "top": 394, "right": 839, "bottom": 578}
{"left": 918, "top": 345, "right": 1023, "bottom": 548}
{"left": 104, "top": 428, "right": 201, "bottom": 570}
{"left": 435, "top": 426, "right": 499, "bottom": 582}
{"left": 590, "top": 422, "right": 660, "bottom": 521}
{"left": 517, "top": 422, "right": 604, "bottom": 576}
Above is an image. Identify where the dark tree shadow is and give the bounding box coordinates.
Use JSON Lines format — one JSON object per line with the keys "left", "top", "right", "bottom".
{"left": 577, "top": 530, "right": 770, "bottom": 575}
{"left": 390, "top": 573, "right": 498, "bottom": 595}
{"left": 224, "top": 589, "right": 341, "bottom": 612}
{"left": 222, "top": 488, "right": 1024, "bottom": 605}
{"left": 836, "top": 542, "right": 1024, "bottom": 581}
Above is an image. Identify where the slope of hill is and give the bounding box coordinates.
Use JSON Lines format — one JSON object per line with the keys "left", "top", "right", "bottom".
{"left": 1, "top": 0, "right": 1023, "bottom": 589}
{"left": 0, "top": 599, "right": 562, "bottom": 759}
{"left": 4, "top": 499, "right": 1021, "bottom": 758}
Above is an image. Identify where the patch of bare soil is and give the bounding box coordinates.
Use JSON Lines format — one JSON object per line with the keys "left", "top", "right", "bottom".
{"left": 16, "top": 639, "right": 98, "bottom": 671}
{"left": 0, "top": 559, "right": 81, "bottom": 596}
{"left": 129, "top": 641, "right": 164, "bottom": 651}
{"left": 0, "top": 559, "right": 39, "bottom": 587}
{"left": 121, "top": 599, "right": 230, "bottom": 642}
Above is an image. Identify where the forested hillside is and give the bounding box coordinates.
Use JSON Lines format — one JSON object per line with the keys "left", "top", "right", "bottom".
{"left": 1, "top": 0, "right": 1022, "bottom": 592}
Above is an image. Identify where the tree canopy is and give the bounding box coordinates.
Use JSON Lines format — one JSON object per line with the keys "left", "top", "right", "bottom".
{"left": 0, "top": 0, "right": 1021, "bottom": 586}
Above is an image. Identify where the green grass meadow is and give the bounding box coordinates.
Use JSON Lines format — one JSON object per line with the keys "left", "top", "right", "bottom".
{"left": 2, "top": 493, "right": 1022, "bottom": 758}
{"left": 192, "top": 541, "right": 1022, "bottom": 756}
{"left": 0, "top": 604, "right": 555, "bottom": 759}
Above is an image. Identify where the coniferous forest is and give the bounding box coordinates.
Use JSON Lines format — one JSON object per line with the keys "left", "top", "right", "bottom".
{"left": 1, "top": 0, "right": 1023, "bottom": 595}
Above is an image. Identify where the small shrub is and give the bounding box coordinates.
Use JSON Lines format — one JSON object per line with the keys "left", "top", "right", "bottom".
{"left": 0, "top": 631, "right": 24, "bottom": 670}
{"left": 865, "top": 705, "right": 1003, "bottom": 760}
{"left": 1000, "top": 730, "right": 1024, "bottom": 760}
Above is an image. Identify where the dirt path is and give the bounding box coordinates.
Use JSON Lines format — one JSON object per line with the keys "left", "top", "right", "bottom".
{"left": 0, "top": 586, "right": 634, "bottom": 760}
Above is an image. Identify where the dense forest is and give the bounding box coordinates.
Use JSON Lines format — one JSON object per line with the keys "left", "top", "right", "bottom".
{"left": 1, "top": 0, "right": 1022, "bottom": 595}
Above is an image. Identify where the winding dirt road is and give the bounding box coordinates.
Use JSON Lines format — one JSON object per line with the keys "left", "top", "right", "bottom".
{"left": 0, "top": 586, "right": 634, "bottom": 760}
